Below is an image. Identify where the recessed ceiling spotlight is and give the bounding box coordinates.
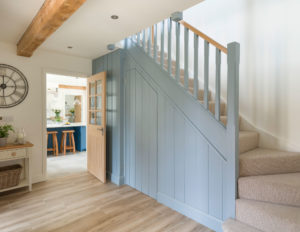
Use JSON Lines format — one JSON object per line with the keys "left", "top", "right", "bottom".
{"left": 67, "top": 46, "right": 73, "bottom": 49}
{"left": 111, "top": 15, "right": 119, "bottom": 20}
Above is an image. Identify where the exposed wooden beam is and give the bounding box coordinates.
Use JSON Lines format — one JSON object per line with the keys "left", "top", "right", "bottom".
{"left": 17, "top": 0, "right": 86, "bottom": 57}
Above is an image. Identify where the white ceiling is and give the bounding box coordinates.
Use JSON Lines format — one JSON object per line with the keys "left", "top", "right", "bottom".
{"left": 0, "top": 0, "right": 203, "bottom": 59}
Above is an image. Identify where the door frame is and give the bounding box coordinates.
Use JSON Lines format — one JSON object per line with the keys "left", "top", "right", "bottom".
{"left": 42, "top": 68, "right": 89, "bottom": 181}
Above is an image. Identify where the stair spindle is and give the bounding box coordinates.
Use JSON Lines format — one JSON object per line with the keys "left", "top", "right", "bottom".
{"left": 153, "top": 24, "right": 158, "bottom": 61}
{"left": 147, "top": 27, "right": 151, "bottom": 56}
{"left": 215, "top": 48, "right": 221, "bottom": 121}
{"left": 168, "top": 18, "right": 172, "bottom": 76}
{"left": 194, "top": 34, "right": 199, "bottom": 99}
{"left": 175, "top": 22, "right": 180, "bottom": 82}
{"left": 160, "top": 20, "right": 165, "bottom": 68}
{"left": 142, "top": 30, "right": 146, "bottom": 51}
{"left": 204, "top": 41, "right": 209, "bottom": 109}
{"left": 184, "top": 27, "right": 189, "bottom": 89}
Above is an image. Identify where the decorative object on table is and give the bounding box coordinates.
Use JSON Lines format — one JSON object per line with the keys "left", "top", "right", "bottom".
{"left": 53, "top": 109, "right": 62, "bottom": 122}
{"left": 0, "top": 124, "right": 14, "bottom": 147}
{"left": 17, "top": 128, "right": 26, "bottom": 144}
{"left": 69, "top": 108, "right": 75, "bottom": 122}
{"left": 0, "top": 64, "right": 29, "bottom": 108}
{"left": 0, "top": 164, "right": 22, "bottom": 190}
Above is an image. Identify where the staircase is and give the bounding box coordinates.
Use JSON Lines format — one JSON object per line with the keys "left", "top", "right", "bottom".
{"left": 127, "top": 15, "right": 300, "bottom": 232}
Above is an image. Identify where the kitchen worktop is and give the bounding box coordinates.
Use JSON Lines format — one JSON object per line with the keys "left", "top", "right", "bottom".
{"left": 47, "top": 122, "right": 86, "bottom": 128}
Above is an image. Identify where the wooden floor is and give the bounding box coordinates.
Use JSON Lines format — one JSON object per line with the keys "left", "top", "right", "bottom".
{"left": 0, "top": 172, "right": 213, "bottom": 232}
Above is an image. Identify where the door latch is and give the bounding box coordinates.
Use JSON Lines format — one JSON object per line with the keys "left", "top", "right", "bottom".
{"left": 97, "top": 128, "right": 104, "bottom": 135}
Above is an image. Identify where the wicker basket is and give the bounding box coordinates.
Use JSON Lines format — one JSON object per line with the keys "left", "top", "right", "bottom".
{"left": 0, "top": 165, "right": 22, "bottom": 190}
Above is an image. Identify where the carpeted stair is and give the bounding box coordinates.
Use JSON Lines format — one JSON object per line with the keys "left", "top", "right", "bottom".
{"left": 235, "top": 199, "right": 300, "bottom": 232}
{"left": 238, "top": 173, "right": 300, "bottom": 207}
{"left": 239, "top": 148, "right": 300, "bottom": 177}
{"left": 222, "top": 219, "right": 263, "bottom": 232}
{"left": 228, "top": 127, "right": 300, "bottom": 231}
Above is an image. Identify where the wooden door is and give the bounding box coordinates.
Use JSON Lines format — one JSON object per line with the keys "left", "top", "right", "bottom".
{"left": 87, "top": 72, "right": 106, "bottom": 183}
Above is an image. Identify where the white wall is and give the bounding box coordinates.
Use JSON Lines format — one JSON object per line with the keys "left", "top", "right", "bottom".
{"left": 184, "top": 0, "right": 300, "bottom": 151}
{"left": 0, "top": 41, "right": 91, "bottom": 182}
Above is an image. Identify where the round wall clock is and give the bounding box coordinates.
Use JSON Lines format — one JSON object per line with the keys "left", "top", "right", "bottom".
{"left": 0, "top": 64, "right": 29, "bottom": 108}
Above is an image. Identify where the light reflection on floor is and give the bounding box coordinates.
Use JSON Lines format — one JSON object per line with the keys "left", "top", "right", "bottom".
{"left": 47, "top": 151, "right": 87, "bottom": 179}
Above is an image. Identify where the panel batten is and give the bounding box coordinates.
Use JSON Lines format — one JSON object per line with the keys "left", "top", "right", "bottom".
{"left": 147, "top": 27, "right": 151, "bottom": 56}
{"left": 184, "top": 27, "right": 189, "bottom": 89}
{"left": 124, "top": 38, "right": 128, "bottom": 50}
{"left": 137, "top": 32, "right": 140, "bottom": 46}
{"left": 175, "top": 22, "right": 180, "bottom": 82}
{"left": 168, "top": 18, "right": 172, "bottom": 76}
{"left": 215, "top": 48, "right": 221, "bottom": 121}
{"left": 193, "top": 34, "right": 199, "bottom": 99}
{"left": 142, "top": 30, "right": 146, "bottom": 51}
{"left": 204, "top": 41, "right": 209, "bottom": 109}
{"left": 208, "top": 147, "right": 223, "bottom": 219}
{"left": 160, "top": 20, "right": 165, "bottom": 68}
{"left": 154, "top": 24, "right": 158, "bottom": 61}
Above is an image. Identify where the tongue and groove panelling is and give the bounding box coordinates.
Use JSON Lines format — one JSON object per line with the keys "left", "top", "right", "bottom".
{"left": 123, "top": 48, "right": 227, "bottom": 232}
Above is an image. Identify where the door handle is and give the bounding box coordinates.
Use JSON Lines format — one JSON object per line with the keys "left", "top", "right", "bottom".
{"left": 97, "top": 128, "right": 104, "bottom": 135}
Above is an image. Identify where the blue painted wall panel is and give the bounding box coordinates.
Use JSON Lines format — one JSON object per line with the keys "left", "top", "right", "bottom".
{"left": 93, "top": 41, "right": 237, "bottom": 232}
{"left": 158, "top": 98, "right": 175, "bottom": 198}
{"left": 184, "top": 123, "right": 209, "bottom": 213}
{"left": 124, "top": 67, "right": 158, "bottom": 197}
{"left": 209, "top": 146, "right": 223, "bottom": 220}
{"left": 123, "top": 45, "right": 229, "bottom": 232}
{"left": 173, "top": 112, "right": 185, "bottom": 202}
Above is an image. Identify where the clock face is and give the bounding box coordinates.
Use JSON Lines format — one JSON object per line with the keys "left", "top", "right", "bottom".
{"left": 0, "top": 64, "right": 29, "bottom": 108}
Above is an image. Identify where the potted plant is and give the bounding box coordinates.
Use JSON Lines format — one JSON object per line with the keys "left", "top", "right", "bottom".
{"left": 0, "top": 124, "right": 14, "bottom": 147}
{"left": 53, "top": 109, "right": 62, "bottom": 122}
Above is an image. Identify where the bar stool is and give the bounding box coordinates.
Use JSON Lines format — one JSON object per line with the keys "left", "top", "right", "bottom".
{"left": 47, "top": 131, "right": 59, "bottom": 156}
{"left": 60, "top": 130, "right": 76, "bottom": 155}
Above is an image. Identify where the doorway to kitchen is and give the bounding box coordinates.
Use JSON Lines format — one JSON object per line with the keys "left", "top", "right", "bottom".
{"left": 45, "top": 73, "right": 87, "bottom": 179}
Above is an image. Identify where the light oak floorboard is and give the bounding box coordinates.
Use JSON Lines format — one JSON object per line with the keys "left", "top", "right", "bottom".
{"left": 0, "top": 172, "right": 213, "bottom": 232}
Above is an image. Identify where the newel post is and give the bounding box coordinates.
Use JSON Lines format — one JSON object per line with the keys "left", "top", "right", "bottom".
{"left": 223, "top": 42, "right": 240, "bottom": 220}
{"left": 227, "top": 42, "right": 240, "bottom": 167}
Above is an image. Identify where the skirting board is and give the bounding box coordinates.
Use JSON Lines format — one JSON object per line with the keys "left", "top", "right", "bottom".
{"left": 107, "top": 172, "right": 125, "bottom": 186}
{"left": 33, "top": 174, "right": 46, "bottom": 184}
{"left": 157, "top": 192, "right": 223, "bottom": 232}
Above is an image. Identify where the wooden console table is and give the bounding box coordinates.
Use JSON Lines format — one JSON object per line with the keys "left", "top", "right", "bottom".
{"left": 0, "top": 142, "right": 33, "bottom": 193}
